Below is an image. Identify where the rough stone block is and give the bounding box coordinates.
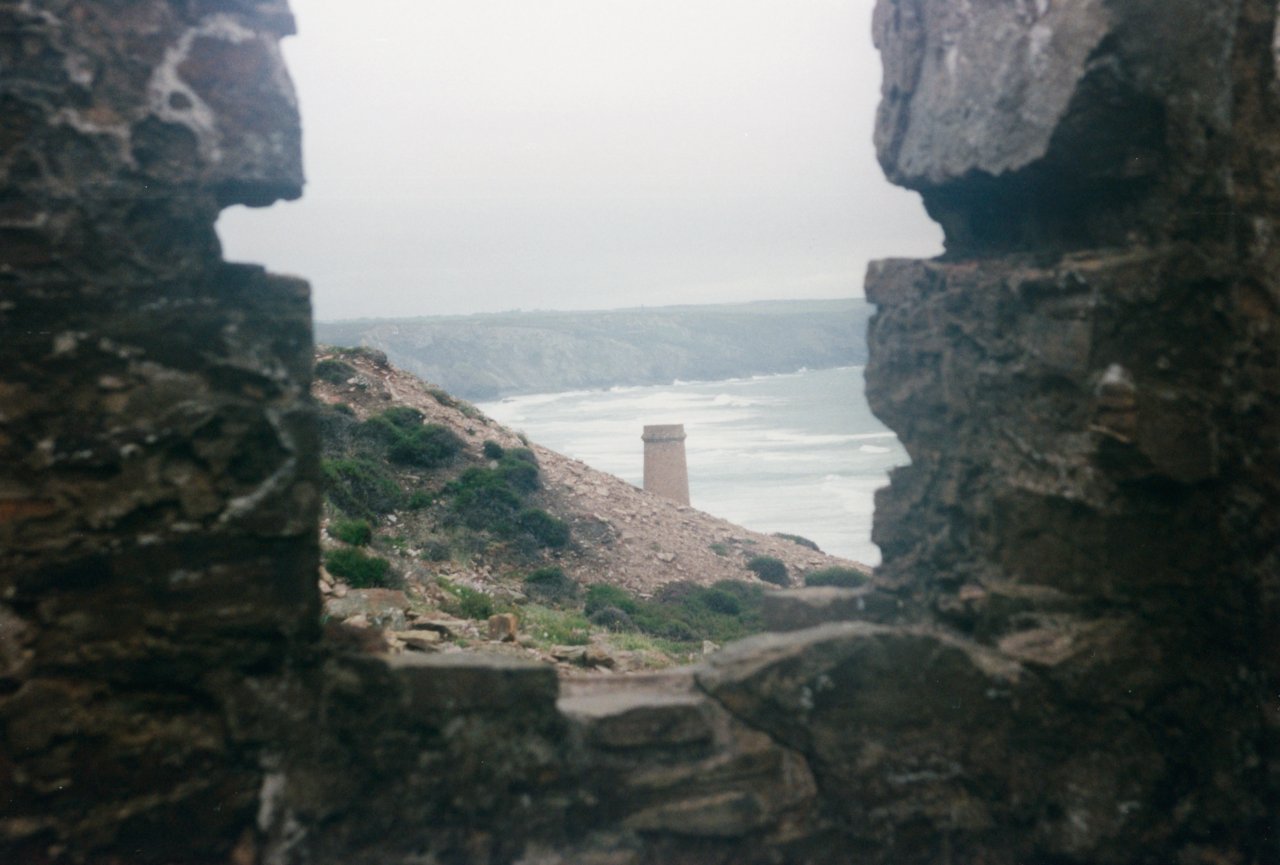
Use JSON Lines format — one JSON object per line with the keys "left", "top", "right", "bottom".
{"left": 387, "top": 652, "right": 559, "bottom": 717}
{"left": 763, "top": 586, "right": 903, "bottom": 631}
{"left": 387, "top": 629, "right": 442, "bottom": 652}
{"left": 623, "top": 790, "right": 768, "bottom": 837}
{"left": 560, "top": 691, "right": 715, "bottom": 751}
{"left": 874, "top": 0, "right": 1109, "bottom": 185}
{"left": 488, "top": 612, "right": 519, "bottom": 642}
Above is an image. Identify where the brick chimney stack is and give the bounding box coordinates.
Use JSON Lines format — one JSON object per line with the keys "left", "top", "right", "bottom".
{"left": 641, "top": 424, "right": 690, "bottom": 506}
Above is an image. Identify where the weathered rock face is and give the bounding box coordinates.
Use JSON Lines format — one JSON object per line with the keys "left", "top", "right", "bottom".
{"left": 0, "top": 2, "right": 315, "bottom": 860}
{"left": 866, "top": 0, "right": 1280, "bottom": 860}
{"left": 875, "top": 0, "right": 1244, "bottom": 253}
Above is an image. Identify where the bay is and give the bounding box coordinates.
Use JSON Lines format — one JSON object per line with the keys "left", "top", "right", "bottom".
{"left": 478, "top": 366, "right": 907, "bottom": 566}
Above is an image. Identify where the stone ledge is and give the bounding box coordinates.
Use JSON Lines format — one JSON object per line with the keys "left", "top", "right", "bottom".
{"left": 385, "top": 651, "right": 559, "bottom": 716}
{"left": 623, "top": 790, "right": 768, "bottom": 837}
{"left": 560, "top": 691, "right": 715, "bottom": 750}
{"left": 763, "top": 586, "right": 903, "bottom": 631}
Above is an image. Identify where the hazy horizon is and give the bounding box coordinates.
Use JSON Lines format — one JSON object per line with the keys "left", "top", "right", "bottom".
{"left": 217, "top": 0, "right": 942, "bottom": 321}
{"left": 313, "top": 293, "right": 863, "bottom": 324}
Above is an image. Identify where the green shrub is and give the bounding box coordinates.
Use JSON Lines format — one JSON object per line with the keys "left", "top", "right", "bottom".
{"left": 332, "top": 402, "right": 355, "bottom": 416}
{"left": 506, "top": 446, "right": 538, "bottom": 465}
{"left": 387, "top": 423, "right": 463, "bottom": 468}
{"left": 710, "top": 579, "right": 764, "bottom": 603}
{"left": 654, "top": 580, "right": 763, "bottom": 642}
{"left": 448, "top": 467, "right": 521, "bottom": 533}
{"left": 654, "top": 581, "right": 699, "bottom": 604}
{"left": 746, "top": 555, "right": 790, "bottom": 586}
{"left": 698, "top": 587, "right": 742, "bottom": 615}
{"left": 774, "top": 532, "right": 821, "bottom": 552}
{"left": 709, "top": 542, "right": 729, "bottom": 557}
{"left": 804, "top": 566, "right": 868, "bottom": 588}
{"left": 441, "top": 461, "right": 565, "bottom": 547}
{"left": 496, "top": 455, "right": 539, "bottom": 491}
{"left": 315, "top": 404, "right": 359, "bottom": 457}
{"left": 321, "top": 457, "right": 403, "bottom": 517}
{"left": 352, "top": 415, "right": 399, "bottom": 448}
{"left": 518, "top": 508, "right": 570, "bottom": 548}
{"left": 582, "top": 580, "right": 765, "bottom": 644}
{"left": 315, "top": 358, "right": 355, "bottom": 383}
{"left": 587, "top": 606, "right": 634, "bottom": 630}
{"left": 584, "top": 584, "right": 639, "bottom": 616}
{"left": 522, "top": 604, "right": 590, "bottom": 646}
{"left": 629, "top": 610, "right": 698, "bottom": 642}
{"left": 710, "top": 581, "right": 765, "bottom": 633}
{"left": 328, "top": 518, "right": 372, "bottom": 546}
{"left": 379, "top": 406, "right": 424, "bottom": 429}
{"left": 450, "top": 586, "right": 494, "bottom": 620}
{"left": 426, "top": 386, "right": 457, "bottom": 408}
{"left": 419, "top": 538, "right": 451, "bottom": 561}
{"left": 352, "top": 409, "right": 462, "bottom": 469}
{"left": 482, "top": 440, "right": 505, "bottom": 460}
{"left": 523, "top": 566, "right": 579, "bottom": 604}
{"left": 406, "top": 490, "right": 433, "bottom": 510}
{"left": 353, "top": 413, "right": 413, "bottom": 451}
{"left": 436, "top": 576, "right": 497, "bottom": 620}
{"left": 601, "top": 631, "right": 695, "bottom": 659}
{"left": 324, "top": 547, "right": 393, "bottom": 588}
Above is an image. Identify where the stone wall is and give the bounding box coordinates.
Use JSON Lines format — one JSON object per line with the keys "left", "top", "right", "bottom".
{"left": 1, "top": 1, "right": 1274, "bottom": 863}
{"left": 864, "top": 0, "right": 1279, "bottom": 859}
{"left": 0, "top": 2, "right": 317, "bottom": 861}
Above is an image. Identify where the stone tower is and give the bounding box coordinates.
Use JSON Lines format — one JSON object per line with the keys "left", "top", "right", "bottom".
{"left": 642, "top": 424, "right": 691, "bottom": 505}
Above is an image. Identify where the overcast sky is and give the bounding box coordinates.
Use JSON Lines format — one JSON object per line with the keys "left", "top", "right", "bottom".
{"left": 216, "top": 0, "right": 942, "bottom": 322}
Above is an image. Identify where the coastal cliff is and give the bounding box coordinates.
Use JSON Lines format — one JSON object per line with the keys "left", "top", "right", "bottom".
{"left": 316, "top": 299, "right": 870, "bottom": 399}
{"left": 311, "top": 347, "right": 870, "bottom": 671}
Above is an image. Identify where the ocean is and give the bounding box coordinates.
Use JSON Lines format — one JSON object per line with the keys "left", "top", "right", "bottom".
{"left": 477, "top": 366, "right": 907, "bottom": 566}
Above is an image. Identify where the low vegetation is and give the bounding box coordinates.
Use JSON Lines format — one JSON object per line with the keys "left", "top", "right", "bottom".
{"left": 328, "top": 518, "right": 372, "bottom": 546}
{"left": 443, "top": 457, "right": 568, "bottom": 551}
{"left": 312, "top": 352, "right": 858, "bottom": 669}
{"left": 438, "top": 577, "right": 495, "bottom": 620}
{"left": 746, "top": 555, "right": 790, "bottom": 587}
{"left": 774, "top": 532, "right": 821, "bottom": 552}
{"left": 581, "top": 579, "right": 765, "bottom": 644}
{"left": 315, "top": 387, "right": 572, "bottom": 572}
{"left": 426, "top": 385, "right": 483, "bottom": 419}
{"left": 523, "top": 566, "right": 579, "bottom": 605}
{"left": 517, "top": 508, "right": 570, "bottom": 548}
{"left": 322, "top": 457, "right": 403, "bottom": 518}
{"left": 804, "top": 566, "right": 867, "bottom": 588}
{"left": 315, "top": 358, "right": 356, "bottom": 384}
{"left": 520, "top": 604, "right": 591, "bottom": 647}
{"left": 358, "top": 406, "right": 463, "bottom": 469}
{"left": 325, "top": 547, "right": 393, "bottom": 588}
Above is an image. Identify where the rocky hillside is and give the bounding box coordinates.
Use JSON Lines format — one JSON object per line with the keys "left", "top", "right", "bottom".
{"left": 313, "top": 346, "right": 869, "bottom": 670}
{"left": 315, "top": 298, "right": 871, "bottom": 399}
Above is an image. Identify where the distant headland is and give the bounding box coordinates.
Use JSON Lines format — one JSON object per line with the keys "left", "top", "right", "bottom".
{"left": 316, "top": 297, "right": 871, "bottom": 400}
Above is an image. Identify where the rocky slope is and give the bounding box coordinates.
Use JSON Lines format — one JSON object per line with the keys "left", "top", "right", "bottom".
{"left": 312, "top": 346, "right": 869, "bottom": 670}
